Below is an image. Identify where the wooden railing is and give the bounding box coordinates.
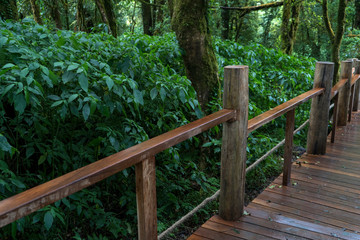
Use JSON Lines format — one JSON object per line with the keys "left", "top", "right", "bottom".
{"left": 0, "top": 60, "right": 360, "bottom": 239}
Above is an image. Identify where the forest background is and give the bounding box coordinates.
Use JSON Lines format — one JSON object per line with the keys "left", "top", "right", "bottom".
{"left": 0, "top": 0, "right": 359, "bottom": 239}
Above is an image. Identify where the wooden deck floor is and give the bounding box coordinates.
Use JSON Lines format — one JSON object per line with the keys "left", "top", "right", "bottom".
{"left": 189, "top": 112, "right": 360, "bottom": 240}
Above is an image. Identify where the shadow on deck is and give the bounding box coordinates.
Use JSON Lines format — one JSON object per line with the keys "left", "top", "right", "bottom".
{"left": 189, "top": 112, "right": 360, "bottom": 240}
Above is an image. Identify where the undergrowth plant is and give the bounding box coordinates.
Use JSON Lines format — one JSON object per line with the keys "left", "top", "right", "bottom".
{"left": 0, "top": 19, "right": 315, "bottom": 239}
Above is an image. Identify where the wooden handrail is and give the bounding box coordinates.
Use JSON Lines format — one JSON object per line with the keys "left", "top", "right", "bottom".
{"left": 351, "top": 74, "right": 360, "bottom": 86}
{"left": 331, "top": 78, "right": 347, "bottom": 99}
{"left": 247, "top": 88, "right": 324, "bottom": 134}
{"left": 0, "top": 109, "right": 236, "bottom": 228}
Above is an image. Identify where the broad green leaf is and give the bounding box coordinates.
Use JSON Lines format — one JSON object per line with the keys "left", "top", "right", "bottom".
{"left": 41, "top": 66, "right": 49, "bottom": 76}
{"left": 38, "top": 154, "right": 47, "bottom": 165}
{"left": 48, "top": 95, "right": 61, "bottom": 101}
{"left": 68, "top": 94, "right": 78, "bottom": 103}
{"left": 2, "top": 63, "right": 15, "bottom": 69}
{"left": 44, "top": 212, "right": 53, "bottom": 230}
{"left": 20, "top": 68, "right": 29, "bottom": 78}
{"left": 105, "top": 76, "right": 114, "bottom": 91}
{"left": 179, "top": 89, "right": 186, "bottom": 103}
{"left": 51, "top": 100, "right": 63, "bottom": 107}
{"left": 62, "top": 71, "right": 75, "bottom": 84}
{"left": 54, "top": 62, "right": 64, "bottom": 68}
{"left": 90, "top": 100, "right": 97, "bottom": 114}
{"left": 67, "top": 64, "right": 79, "bottom": 71}
{"left": 78, "top": 73, "right": 88, "bottom": 92}
{"left": 134, "top": 89, "right": 144, "bottom": 105}
{"left": 82, "top": 103, "right": 90, "bottom": 121}
{"left": 56, "top": 36, "right": 66, "bottom": 47}
{"left": 160, "top": 87, "right": 166, "bottom": 101}
{"left": 14, "top": 94, "right": 26, "bottom": 114}
{"left": 150, "top": 88, "right": 158, "bottom": 100}
{"left": 0, "top": 36, "right": 7, "bottom": 47}
{"left": 0, "top": 134, "right": 12, "bottom": 152}
{"left": 10, "top": 179, "right": 26, "bottom": 189}
{"left": 1, "top": 84, "right": 15, "bottom": 96}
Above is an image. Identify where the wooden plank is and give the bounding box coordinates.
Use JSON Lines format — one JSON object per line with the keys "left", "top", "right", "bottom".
{"left": 220, "top": 66, "right": 248, "bottom": 220}
{"left": 0, "top": 109, "right": 236, "bottom": 227}
{"left": 246, "top": 205, "right": 360, "bottom": 239}
{"left": 247, "top": 88, "right": 324, "bottom": 133}
{"left": 211, "top": 215, "right": 317, "bottom": 240}
{"left": 256, "top": 190, "right": 360, "bottom": 226}
{"left": 351, "top": 74, "right": 360, "bottom": 86}
{"left": 282, "top": 109, "right": 295, "bottom": 186}
{"left": 135, "top": 156, "right": 157, "bottom": 240}
{"left": 202, "top": 220, "right": 276, "bottom": 240}
{"left": 249, "top": 200, "right": 360, "bottom": 233}
{"left": 187, "top": 235, "right": 211, "bottom": 240}
{"left": 193, "top": 227, "right": 246, "bottom": 240}
{"left": 349, "top": 84, "right": 355, "bottom": 122}
{"left": 352, "top": 61, "right": 360, "bottom": 111}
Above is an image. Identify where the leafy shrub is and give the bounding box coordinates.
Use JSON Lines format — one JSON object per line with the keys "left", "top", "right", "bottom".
{"left": 0, "top": 19, "right": 316, "bottom": 239}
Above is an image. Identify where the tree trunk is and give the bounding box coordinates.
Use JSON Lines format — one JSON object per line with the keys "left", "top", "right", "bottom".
{"left": 221, "top": 0, "right": 230, "bottom": 39}
{"left": 77, "top": 0, "right": 87, "bottom": 32}
{"left": 63, "top": 0, "right": 70, "bottom": 30}
{"left": 171, "top": 0, "right": 219, "bottom": 112}
{"left": 355, "top": 0, "right": 360, "bottom": 29}
{"left": 322, "top": 0, "right": 348, "bottom": 83}
{"left": 29, "top": 0, "right": 42, "bottom": 24}
{"left": 280, "top": 0, "right": 302, "bottom": 55}
{"left": 0, "top": 0, "right": 18, "bottom": 20}
{"left": 49, "top": 0, "right": 62, "bottom": 29}
{"left": 94, "top": 0, "right": 117, "bottom": 37}
{"left": 141, "top": 0, "right": 154, "bottom": 35}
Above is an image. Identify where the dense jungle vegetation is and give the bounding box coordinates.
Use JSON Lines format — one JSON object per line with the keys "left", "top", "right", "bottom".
{"left": 0, "top": 0, "right": 359, "bottom": 239}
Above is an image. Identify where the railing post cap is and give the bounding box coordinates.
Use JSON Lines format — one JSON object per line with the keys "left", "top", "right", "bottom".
{"left": 316, "top": 61, "right": 334, "bottom": 65}
{"left": 224, "top": 65, "right": 248, "bottom": 69}
{"left": 342, "top": 60, "right": 353, "bottom": 63}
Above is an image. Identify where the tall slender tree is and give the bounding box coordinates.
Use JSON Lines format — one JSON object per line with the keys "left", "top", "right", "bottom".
{"left": 94, "top": 0, "right": 118, "bottom": 37}
{"left": 141, "top": 0, "right": 154, "bottom": 35}
{"left": 322, "top": 0, "right": 348, "bottom": 83}
{"left": 29, "top": 0, "right": 42, "bottom": 24}
{"left": 171, "top": 0, "right": 219, "bottom": 111}
{"left": 355, "top": 0, "right": 360, "bottom": 29}
{"left": 280, "top": 0, "right": 302, "bottom": 55}
{"left": 0, "top": 0, "right": 18, "bottom": 20}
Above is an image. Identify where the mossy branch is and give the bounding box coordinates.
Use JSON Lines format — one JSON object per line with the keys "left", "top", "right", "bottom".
{"left": 322, "top": 0, "right": 335, "bottom": 44}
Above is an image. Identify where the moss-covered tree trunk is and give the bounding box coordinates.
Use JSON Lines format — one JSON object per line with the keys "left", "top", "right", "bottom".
{"left": 221, "top": 0, "right": 230, "bottom": 39}
{"left": 29, "top": 0, "right": 42, "bottom": 24}
{"left": 280, "top": 0, "right": 302, "bottom": 55}
{"left": 77, "top": 0, "right": 87, "bottom": 31}
{"left": 322, "top": 0, "right": 347, "bottom": 83}
{"left": 171, "top": 0, "right": 219, "bottom": 112}
{"left": 354, "top": 0, "right": 360, "bottom": 29}
{"left": 0, "top": 0, "right": 18, "bottom": 21}
{"left": 141, "top": 0, "right": 154, "bottom": 35}
{"left": 49, "top": 0, "right": 62, "bottom": 29}
{"left": 94, "top": 0, "right": 117, "bottom": 37}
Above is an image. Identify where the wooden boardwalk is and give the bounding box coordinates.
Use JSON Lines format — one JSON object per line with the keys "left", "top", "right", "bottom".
{"left": 189, "top": 112, "right": 360, "bottom": 240}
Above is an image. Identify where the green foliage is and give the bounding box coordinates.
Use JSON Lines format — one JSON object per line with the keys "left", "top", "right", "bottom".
{"left": 0, "top": 19, "right": 316, "bottom": 239}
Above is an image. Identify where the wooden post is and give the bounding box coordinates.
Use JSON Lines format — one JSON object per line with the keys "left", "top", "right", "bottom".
{"left": 282, "top": 109, "right": 295, "bottom": 186}
{"left": 219, "top": 66, "right": 248, "bottom": 221}
{"left": 306, "top": 62, "right": 334, "bottom": 154}
{"left": 337, "top": 60, "right": 353, "bottom": 126}
{"left": 352, "top": 59, "right": 360, "bottom": 111}
{"left": 331, "top": 94, "right": 338, "bottom": 143}
{"left": 135, "top": 156, "right": 157, "bottom": 240}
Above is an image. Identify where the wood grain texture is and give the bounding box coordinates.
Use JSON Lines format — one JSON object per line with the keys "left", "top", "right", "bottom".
{"left": 136, "top": 156, "right": 157, "bottom": 240}
{"left": 331, "top": 94, "right": 339, "bottom": 143}
{"left": 353, "top": 60, "right": 360, "bottom": 111}
{"left": 331, "top": 78, "right": 347, "bottom": 99}
{"left": 220, "top": 66, "right": 248, "bottom": 221}
{"left": 0, "top": 109, "right": 235, "bottom": 227}
{"left": 349, "top": 84, "right": 355, "bottom": 122}
{"left": 337, "top": 60, "right": 353, "bottom": 126}
{"left": 282, "top": 109, "right": 295, "bottom": 186}
{"left": 189, "top": 111, "right": 360, "bottom": 240}
{"left": 307, "top": 62, "right": 333, "bottom": 154}
{"left": 247, "top": 88, "right": 324, "bottom": 134}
